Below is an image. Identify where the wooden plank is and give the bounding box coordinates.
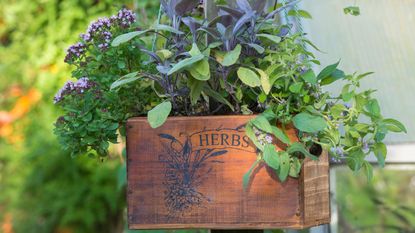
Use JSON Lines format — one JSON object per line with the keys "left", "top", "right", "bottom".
{"left": 301, "top": 151, "right": 330, "bottom": 227}
{"left": 126, "top": 115, "right": 330, "bottom": 229}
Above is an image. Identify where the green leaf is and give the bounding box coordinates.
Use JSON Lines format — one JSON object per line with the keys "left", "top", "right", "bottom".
{"left": 111, "top": 30, "right": 150, "bottom": 46}
{"left": 363, "top": 161, "right": 373, "bottom": 182}
{"left": 365, "top": 99, "right": 381, "bottom": 117}
{"left": 237, "top": 67, "right": 261, "bottom": 87}
{"left": 382, "top": 118, "right": 407, "bottom": 133}
{"left": 147, "top": 101, "right": 172, "bottom": 128}
{"left": 221, "top": 44, "right": 241, "bottom": 66}
{"left": 251, "top": 115, "right": 273, "bottom": 134}
{"left": 189, "top": 59, "right": 210, "bottom": 80}
{"left": 292, "top": 112, "right": 327, "bottom": 133}
{"left": 288, "top": 9, "right": 312, "bottom": 19}
{"left": 168, "top": 54, "right": 204, "bottom": 75}
{"left": 107, "top": 122, "right": 119, "bottom": 131}
{"left": 344, "top": 6, "right": 360, "bottom": 16}
{"left": 247, "top": 43, "right": 265, "bottom": 54}
{"left": 289, "top": 157, "right": 302, "bottom": 178}
{"left": 153, "top": 24, "right": 184, "bottom": 34}
{"left": 330, "top": 104, "right": 346, "bottom": 119}
{"left": 257, "top": 33, "right": 281, "bottom": 44}
{"left": 278, "top": 152, "right": 290, "bottom": 182}
{"left": 203, "top": 86, "right": 235, "bottom": 111}
{"left": 320, "top": 69, "right": 346, "bottom": 86}
{"left": 255, "top": 68, "right": 271, "bottom": 94}
{"left": 188, "top": 78, "right": 205, "bottom": 105}
{"left": 270, "top": 126, "right": 291, "bottom": 145}
{"left": 245, "top": 123, "right": 264, "bottom": 151}
{"left": 110, "top": 72, "right": 142, "bottom": 90}
{"left": 263, "top": 144, "right": 280, "bottom": 170}
{"left": 301, "top": 70, "right": 317, "bottom": 84}
{"left": 243, "top": 160, "right": 260, "bottom": 190}
{"left": 289, "top": 82, "right": 303, "bottom": 93}
{"left": 156, "top": 49, "right": 173, "bottom": 60}
{"left": 374, "top": 142, "right": 387, "bottom": 168}
{"left": 287, "top": 142, "right": 318, "bottom": 160}
{"left": 317, "top": 61, "right": 340, "bottom": 80}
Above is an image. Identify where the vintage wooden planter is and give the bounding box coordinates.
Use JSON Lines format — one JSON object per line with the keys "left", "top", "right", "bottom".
{"left": 126, "top": 115, "right": 330, "bottom": 229}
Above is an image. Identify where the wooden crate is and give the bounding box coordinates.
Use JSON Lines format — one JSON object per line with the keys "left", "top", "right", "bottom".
{"left": 126, "top": 115, "right": 330, "bottom": 229}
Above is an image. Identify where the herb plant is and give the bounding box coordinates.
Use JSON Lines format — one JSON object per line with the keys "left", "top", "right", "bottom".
{"left": 54, "top": 1, "right": 406, "bottom": 183}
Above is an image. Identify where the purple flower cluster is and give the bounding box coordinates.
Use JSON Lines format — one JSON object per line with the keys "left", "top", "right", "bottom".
{"left": 53, "top": 77, "right": 95, "bottom": 104}
{"left": 113, "top": 8, "right": 137, "bottom": 28}
{"left": 65, "top": 8, "right": 137, "bottom": 63}
{"left": 254, "top": 127, "right": 274, "bottom": 145}
{"left": 64, "top": 42, "right": 86, "bottom": 63}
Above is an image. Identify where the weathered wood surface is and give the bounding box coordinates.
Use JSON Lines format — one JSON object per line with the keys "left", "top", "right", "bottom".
{"left": 126, "top": 116, "right": 330, "bottom": 229}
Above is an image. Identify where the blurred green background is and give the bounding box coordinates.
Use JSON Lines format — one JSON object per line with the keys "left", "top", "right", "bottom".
{"left": 1, "top": 0, "right": 414, "bottom": 233}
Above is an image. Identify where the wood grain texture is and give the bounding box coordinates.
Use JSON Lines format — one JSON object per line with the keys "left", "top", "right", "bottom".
{"left": 126, "top": 115, "right": 330, "bottom": 229}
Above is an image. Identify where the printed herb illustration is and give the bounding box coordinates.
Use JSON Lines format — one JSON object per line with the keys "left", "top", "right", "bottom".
{"left": 55, "top": 1, "right": 406, "bottom": 183}
{"left": 158, "top": 132, "right": 228, "bottom": 217}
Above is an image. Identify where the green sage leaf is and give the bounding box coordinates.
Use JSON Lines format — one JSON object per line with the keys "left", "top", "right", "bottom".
{"left": 147, "top": 101, "right": 172, "bottom": 128}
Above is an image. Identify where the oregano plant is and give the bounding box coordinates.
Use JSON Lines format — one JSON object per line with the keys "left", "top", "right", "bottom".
{"left": 54, "top": 1, "right": 406, "bottom": 184}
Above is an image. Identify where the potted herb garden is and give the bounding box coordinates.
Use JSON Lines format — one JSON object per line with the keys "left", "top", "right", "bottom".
{"left": 54, "top": 0, "right": 406, "bottom": 229}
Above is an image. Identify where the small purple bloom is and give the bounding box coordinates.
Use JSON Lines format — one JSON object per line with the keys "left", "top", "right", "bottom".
{"left": 344, "top": 102, "right": 352, "bottom": 109}
{"left": 64, "top": 42, "right": 86, "bottom": 63}
{"left": 54, "top": 77, "right": 95, "bottom": 104}
{"left": 264, "top": 134, "right": 273, "bottom": 144}
{"left": 114, "top": 8, "right": 137, "bottom": 28}
{"left": 54, "top": 81, "right": 75, "bottom": 103}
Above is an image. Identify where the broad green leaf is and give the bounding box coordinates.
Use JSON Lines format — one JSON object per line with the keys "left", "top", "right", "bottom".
{"left": 147, "top": 101, "right": 172, "bottom": 128}
{"left": 247, "top": 43, "right": 265, "bottom": 54}
{"left": 111, "top": 30, "right": 151, "bottom": 46}
{"left": 153, "top": 24, "right": 184, "bottom": 34}
{"left": 382, "top": 118, "right": 407, "bottom": 133}
{"left": 278, "top": 152, "right": 290, "bottom": 182}
{"left": 203, "top": 86, "right": 235, "bottom": 111}
{"left": 110, "top": 72, "right": 142, "bottom": 90}
{"left": 263, "top": 144, "right": 280, "bottom": 170}
{"left": 354, "top": 123, "right": 370, "bottom": 132}
{"left": 374, "top": 142, "right": 387, "bottom": 168}
{"left": 221, "top": 44, "right": 241, "bottom": 66}
{"left": 347, "top": 150, "right": 365, "bottom": 173}
{"left": 301, "top": 70, "right": 317, "bottom": 84}
{"left": 245, "top": 123, "right": 264, "bottom": 151}
{"left": 188, "top": 78, "right": 205, "bottom": 105}
{"left": 320, "top": 69, "right": 346, "bottom": 86}
{"left": 257, "top": 33, "right": 281, "bottom": 44}
{"left": 271, "top": 126, "right": 291, "bottom": 145}
{"left": 189, "top": 59, "right": 210, "bottom": 81}
{"left": 255, "top": 68, "right": 271, "bottom": 94}
{"left": 317, "top": 61, "right": 340, "bottom": 80}
{"left": 287, "top": 142, "right": 318, "bottom": 160}
{"left": 251, "top": 115, "right": 273, "bottom": 134}
{"left": 289, "top": 82, "right": 303, "bottom": 93}
{"left": 243, "top": 160, "right": 260, "bottom": 190}
{"left": 292, "top": 112, "right": 327, "bottom": 133}
{"left": 237, "top": 67, "right": 261, "bottom": 87}
{"left": 365, "top": 99, "right": 381, "bottom": 117}
{"left": 188, "top": 43, "right": 202, "bottom": 56}
{"left": 168, "top": 54, "right": 204, "bottom": 75}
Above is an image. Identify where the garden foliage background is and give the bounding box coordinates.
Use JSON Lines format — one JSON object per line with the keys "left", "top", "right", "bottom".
{"left": 0, "top": 0, "right": 164, "bottom": 232}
